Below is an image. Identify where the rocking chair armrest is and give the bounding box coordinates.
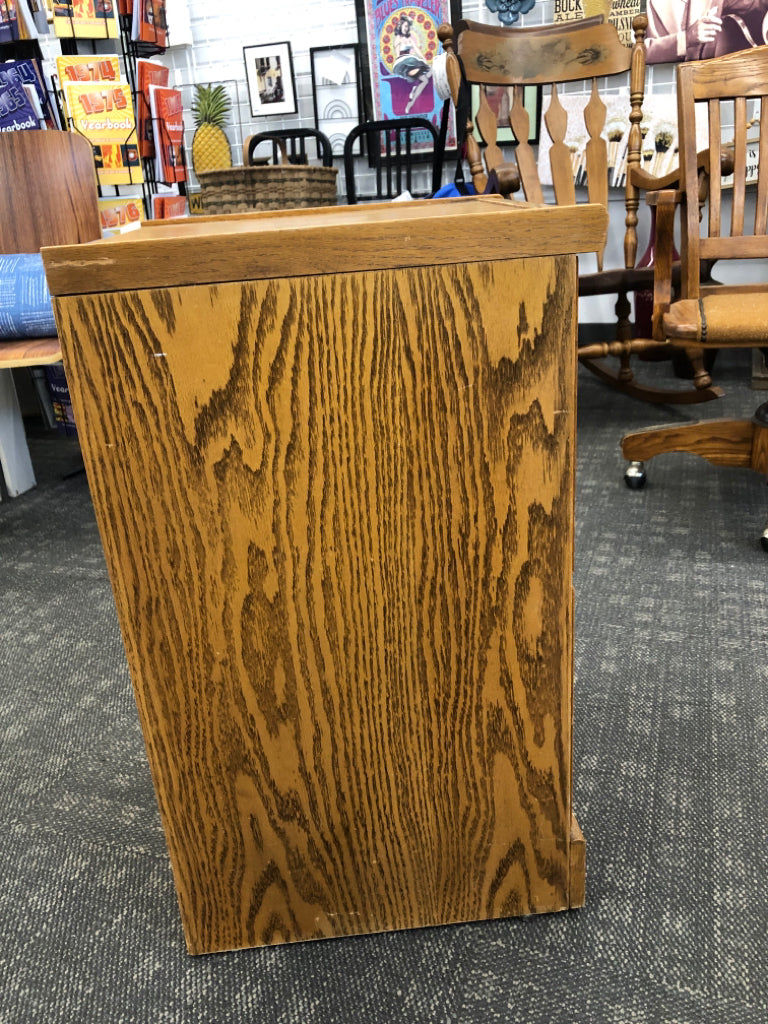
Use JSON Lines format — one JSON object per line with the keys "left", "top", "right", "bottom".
{"left": 648, "top": 190, "right": 680, "bottom": 341}
{"left": 630, "top": 148, "right": 733, "bottom": 193}
{"left": 631, "top": 166, "right": 685, "bottom": 191}
{"left": 644, "top": 188, "right": 683, "bottom": 208}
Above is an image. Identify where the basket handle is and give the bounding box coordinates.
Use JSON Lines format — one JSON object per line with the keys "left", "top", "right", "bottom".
{"left": 274, "top": 139, "right": 289, "bottom": 165}
{"left": 242, "top": 136, "right": 291, "bottom": 166}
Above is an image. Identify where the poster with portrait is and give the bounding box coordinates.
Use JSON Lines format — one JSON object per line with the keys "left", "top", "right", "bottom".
{"left": 361, "top": 0, "right": 457, "bottom": 151}
{"left": 645, "top": 0, "right": 768, "bottom": 63}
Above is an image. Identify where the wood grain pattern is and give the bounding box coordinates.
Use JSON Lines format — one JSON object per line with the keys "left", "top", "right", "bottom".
{"left": 42, "top": 198, "right": 607, "bottom": 296}
{"left": 453, "top": 17, "right": 632, "bottom": 84}
{"left": 0, "top": 130, "right": 101, "bottom": 254}
{"left": 0, "top": 337, "right": 62, "bottom": 369}
{"left": 621, "top": 419, "right": 754, "bottom": 466}
{"left": 55, "top": 254, "right": 581, "bottom": 954}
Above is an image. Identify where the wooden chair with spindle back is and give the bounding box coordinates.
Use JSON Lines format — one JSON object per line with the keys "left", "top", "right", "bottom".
{"left": 0, "top": 129, "right": 101, "bottom": 498}
{"left": 621, "top": 45, "right": 768, "bottom": 548}
{"left": 438, "top": 15, "right": 722, "bottom": 405}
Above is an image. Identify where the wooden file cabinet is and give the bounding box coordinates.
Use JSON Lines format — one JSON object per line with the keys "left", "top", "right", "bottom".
{"left": 43, "top": 197, "right": 606, "bottom": 955}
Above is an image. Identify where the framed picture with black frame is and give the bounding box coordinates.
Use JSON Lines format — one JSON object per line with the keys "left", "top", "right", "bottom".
{"left": 471, "top": 85, "right": 542, "bottom": 146}
{"left": 243, "top": 41, "right": 297, "bottom": 119}
{"left": 310, "top": 43, "right": 365, "bottom": 157}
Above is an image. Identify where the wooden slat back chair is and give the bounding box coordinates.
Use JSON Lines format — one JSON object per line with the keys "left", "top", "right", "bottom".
{"left": 0, "top": 130, "right": 101, "bottom": 497}
{"left": 621, "top": 46, "right": 768, "bottom": 548}
{"left": 439, "top": 16, "right": 717, "bottom": 404}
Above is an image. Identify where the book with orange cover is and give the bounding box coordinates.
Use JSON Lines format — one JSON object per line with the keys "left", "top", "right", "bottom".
{"left": 131, "top": 0, "right": 167, "bottom": 48}
{"left": 136, "top": 58, "right": 168, "bottom": 158}
{"left": 152, "top": 193, "right": 186, "bottom": 219}
{"left": 65, "top": 80, "right": 142, "bottom": 185}
{"left": 53, "top": 0, "right": 119, "bottom": 39}
{"left": 148, "top": 83, "right": 185, "bottom": 183}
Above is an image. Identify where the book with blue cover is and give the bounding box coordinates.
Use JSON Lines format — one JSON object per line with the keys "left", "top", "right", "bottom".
{"left": 0, "top": 72, "right": 41, "bottom": 131}
{"left": 0, "top": 59, "right": 58, "bottom": 129}
{"left": 0, "top": 0, "right": 19, "bottom": 44}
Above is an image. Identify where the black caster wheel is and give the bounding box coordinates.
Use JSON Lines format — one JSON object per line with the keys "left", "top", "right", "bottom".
{"left": 624, "top": 461, "right": 646, "bottom": 490}
{"left": 760, "top": 531, "right": 768, "bottom": 553}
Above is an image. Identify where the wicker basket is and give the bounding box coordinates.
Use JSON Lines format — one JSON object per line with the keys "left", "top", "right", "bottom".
{"left": 197, "top": 161, "right": 339, "bottom": 214}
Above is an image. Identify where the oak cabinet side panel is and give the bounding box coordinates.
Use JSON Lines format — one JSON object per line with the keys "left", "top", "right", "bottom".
{"left": 55, "top": 255, "right": 577, "bottom": 954}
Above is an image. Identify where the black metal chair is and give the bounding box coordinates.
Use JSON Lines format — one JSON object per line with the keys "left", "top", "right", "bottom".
{"left": 243, "top": 128, "right": 334, "bottom": 168}
{"left": 343, "top": 106, "right": 449, "bottom": 204}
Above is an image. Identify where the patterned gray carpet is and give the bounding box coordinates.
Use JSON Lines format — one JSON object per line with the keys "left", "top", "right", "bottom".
{"left": 1, "top": 351, "right": 766, "bottom": 1024}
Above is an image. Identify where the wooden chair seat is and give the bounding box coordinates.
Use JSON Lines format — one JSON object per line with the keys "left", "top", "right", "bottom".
{"left": 663, "top": 293, "right": 768, "bottom": 345}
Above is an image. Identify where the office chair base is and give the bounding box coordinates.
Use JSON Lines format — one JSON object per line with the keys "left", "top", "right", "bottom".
{"left": 624, "top": 461, "right": 647, "bottom": 489}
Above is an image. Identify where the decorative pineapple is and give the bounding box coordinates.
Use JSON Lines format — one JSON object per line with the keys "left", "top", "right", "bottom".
{"left": 191, "top": 83, "right": 233, "bottom": 175}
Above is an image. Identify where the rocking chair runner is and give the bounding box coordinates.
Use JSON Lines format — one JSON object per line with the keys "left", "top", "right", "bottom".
{"left": 438, "top": 15, "right": 722, "bottom": 405}
{"left": 621, "top": 45, "right": 768, "bottom": 549}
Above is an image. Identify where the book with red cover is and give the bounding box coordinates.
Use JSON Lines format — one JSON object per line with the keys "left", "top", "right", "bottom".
{"left": 152, "top": 193, "right": 186, "bottom": 219}
{"left": 148, "top": 83, "right": 185, "bottom": 183}
{"left": 136, "top": 58, "right": 168, "bottom": 158}
{"left": 132, "top": 0, "right": 167, "bottom": 48}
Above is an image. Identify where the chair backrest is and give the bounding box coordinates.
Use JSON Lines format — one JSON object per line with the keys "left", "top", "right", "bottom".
{"left": 440, "top": 16, "right": 647, "bottom": 270}
{"left": 343, "top": 113, "right": 447, "bottom": 204}
{"left": 243, "top": 128, "right": 334, "bottom": 168}
{"left": 676, "top": 45, "right": 768, "bottom": 300}
{"left": 0, "top": 130, "right": 101, "bottom": 254}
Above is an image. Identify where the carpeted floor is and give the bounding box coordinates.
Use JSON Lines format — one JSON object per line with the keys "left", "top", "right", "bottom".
{"left": 1, "top": 351, "right": 766, "bottom": 1024}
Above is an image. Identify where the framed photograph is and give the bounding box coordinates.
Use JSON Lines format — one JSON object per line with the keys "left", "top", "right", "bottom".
{"left": 243, "top": 41, "right": 297, "bottom": 118}
{"left": 310, "top": 43, "right": 364, "bottom": 157}
{"left": 471, "top": 85, "right": 541, "bottom": 146}
{"left": 358, "top": 0, "right": 459, "bottom": 153}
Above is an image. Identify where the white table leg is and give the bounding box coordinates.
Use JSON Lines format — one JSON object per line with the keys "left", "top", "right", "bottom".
{"left": 0, "top": 367, "right": 36, "bottom": 499}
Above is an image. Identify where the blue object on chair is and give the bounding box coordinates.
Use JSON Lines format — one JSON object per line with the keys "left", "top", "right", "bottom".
{"left": 0, "top": 253, "right": 56, "bottom": 339}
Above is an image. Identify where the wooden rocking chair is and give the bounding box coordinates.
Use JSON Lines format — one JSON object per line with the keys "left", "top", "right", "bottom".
{"left": 621, "top": 45, "right": 768, "bottom": 548}
{"left": 439, "top": 14, "right": 722, "bottom": 405}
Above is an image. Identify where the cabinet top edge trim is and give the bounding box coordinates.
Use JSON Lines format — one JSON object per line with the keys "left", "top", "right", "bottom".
{"left": 42, "top": 197, "right": 607, "bottom": 296}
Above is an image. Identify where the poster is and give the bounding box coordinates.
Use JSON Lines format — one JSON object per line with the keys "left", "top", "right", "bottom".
{"left": 552, "top": 0, "right": 643, "bottom": 48}
{"left": 362, "top": 0, "right": 456, "bottom": 150}
{"left": 644, "top": 0, "right": 768, "bottom": 64}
